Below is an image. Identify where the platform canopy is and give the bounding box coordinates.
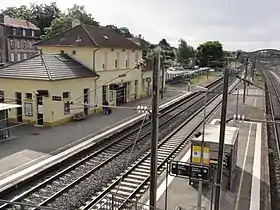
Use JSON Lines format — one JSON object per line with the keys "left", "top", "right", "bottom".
{"left": 0, "top": 103, "right": 21, "bottom": 111}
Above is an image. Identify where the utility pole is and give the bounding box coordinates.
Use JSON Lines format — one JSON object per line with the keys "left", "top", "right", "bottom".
{"left": 243, "top": 57, "right": 248, "bottom": 104}
{"left": 214, "top": 66, "right": 230, "bottom": 210}
{"left": 161, "top": 53, "right": 164, "bottom": 99}
{"left": 149, "top": 49, "right": 160, "bottom": 210}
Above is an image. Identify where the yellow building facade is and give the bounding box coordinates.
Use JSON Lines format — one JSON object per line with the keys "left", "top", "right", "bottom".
{"left": 35, "top": 23, "right": 152, "bottom": 108}
{"left": 0, "top": 53, "right": 99, "bottom": 127}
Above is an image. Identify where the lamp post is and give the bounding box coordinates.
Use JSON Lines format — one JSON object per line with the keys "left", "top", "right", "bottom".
{"left": 149, "top": 45, "right": 161, "bottom": 210}
{"left": 196, "top": 86, "right": 208, "bottom": 210}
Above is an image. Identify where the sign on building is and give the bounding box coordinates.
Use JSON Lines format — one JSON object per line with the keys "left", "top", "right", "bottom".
{"left": 191, "top": 145, "right": 210, "bottom": 165}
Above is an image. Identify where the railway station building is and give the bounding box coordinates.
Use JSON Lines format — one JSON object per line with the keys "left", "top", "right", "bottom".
{"left": 34, "top": 22, "right": 153, "bottom": 106}
{"left": 0, "top": 52, "right": 99, "bottom": 127}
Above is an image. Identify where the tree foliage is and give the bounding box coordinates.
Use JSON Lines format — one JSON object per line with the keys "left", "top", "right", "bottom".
{"left": 1, "top": 2, "right": 60, "bottom": 36}
{"left": 176, "top": 39, "right": 193, "bottom": 65}
{"left": 159, "top": 39, "right": 170, "bottom": 48}
{"left": 196, "top": 41, "right": 224, "bottom": 67}
{"left": 105, "top": 25, "right": 133, "bottom": 37}
{"left": 43, "top": 4, "right": 99, "bottom": 40}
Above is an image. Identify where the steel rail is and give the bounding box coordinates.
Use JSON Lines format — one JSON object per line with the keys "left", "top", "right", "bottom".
{"left": 264, "top": 73, "right": 280, "bottom": 159}
{"left": 81, "top": 76, "right": 237, "bottom": 210}
{"left": 1, "top": 78, "right": 224, "bottom": 210}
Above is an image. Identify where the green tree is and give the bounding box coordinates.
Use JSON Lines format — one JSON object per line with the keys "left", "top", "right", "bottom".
{"left": 159, "top": 38, "right": 170, "bottom": 48}
{"left": 30, "top": 2, "right": 61, "bottom": 35}
{"left": 176, "top": 39, "right": 193, "bottom": 65}
{"left": 196, "top": 41, "right": 224, "bottom": 67}
{"left": 43, "top": 4, "right": 99, "bottom": 40}
{"left": 1, "top": 2, "right": 60, "bottom": 36}
{"left": 1, "top": 5, "right": 32, "bottom": 21}
{"left": 119, "top": 27, "right": 133, "bottom": 37}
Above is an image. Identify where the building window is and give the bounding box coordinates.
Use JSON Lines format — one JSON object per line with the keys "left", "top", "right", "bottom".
{"left": 17, "top": 53, "right": 21, "bottom": 62}
{"left": 63, "top": 92, "right": 70, "bottom": 99}
{"left": 135, "top": 52, "right": 139, "bottom": 63}
{"left": 72, "top": 50, "right": 76, "bottom": 55}
{"left": 23, "top": 53, "right": 27, "bottom": 59}
{"left": 16, "top": 40, "right": 21, "bottom": 49}
{"left": 26, "top": 93, "right": 32, "bottom": 99}
{"left": 31, "top": 31, "right": 34, "bottom": 37}
{"left": 114, "top": 59, "right": 118, "bottom": 68}
{"left": 64, "top": 101, "right": 70, "bottom": 115}
{"left": 23, "top": 29, "right": 26, "bottom": 36}
{"left": 125, "top": 53, "right": 129, "bottom": 68}
{"left": 10, "top": 40, "right": 15, "bottom": 49}
{"left": 12, "top": 28, "right": 16, "bottom": 36}
{"left": 27, "top": 40, "right": 32, "bottom": 49}
{"left": 10, "top": 53, "right": 15, "bottom": 62}
{"left": 22, "top": 41, "right": 27, "bottom": 49}
{"left": 125, "top": 60, "right": 128, "bottom": 68}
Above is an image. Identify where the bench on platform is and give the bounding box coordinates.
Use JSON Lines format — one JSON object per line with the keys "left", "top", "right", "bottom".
{"left": 72, "top": 112, "right": 86, "bottom": 121}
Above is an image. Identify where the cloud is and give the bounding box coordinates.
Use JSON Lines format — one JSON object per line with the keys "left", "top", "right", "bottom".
{"left": 1, "top": 0, "right": 280, "bottom": 51}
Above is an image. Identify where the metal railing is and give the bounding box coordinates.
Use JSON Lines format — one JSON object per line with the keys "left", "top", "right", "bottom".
{"left": 96, "top": 193, "right": 163, "bottom": 210}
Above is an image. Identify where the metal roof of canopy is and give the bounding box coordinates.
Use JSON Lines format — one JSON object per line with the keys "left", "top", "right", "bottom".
{"left": 0, "top": 103, "right": 21, "bottom": 111}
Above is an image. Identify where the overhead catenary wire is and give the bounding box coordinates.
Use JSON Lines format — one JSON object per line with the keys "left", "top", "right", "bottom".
{"left": 113, "top": 97, "right": 153, "bottom": 198}
{"left": 72, "top": 63, "right": 144, "bottom": 104}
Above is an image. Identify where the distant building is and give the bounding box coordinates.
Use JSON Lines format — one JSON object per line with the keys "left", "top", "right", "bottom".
{"left": 0, "top": 15, "right": 40, "bottom": 66}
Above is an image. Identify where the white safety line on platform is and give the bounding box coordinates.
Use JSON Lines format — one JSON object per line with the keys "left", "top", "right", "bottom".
{"left": 0, "top": 92, "right": 192, "bottom": 192}
{"left": 234, "top": 123, "right": 253, "bottom": 210}
{"left": 250, "top": 123, "right": 261, "bottom": 210}
{"left": 145, "top": 149, "right": 191, "bottom": 207}
{"left": 211, "top": 118, "right": 262, "bottom": 210}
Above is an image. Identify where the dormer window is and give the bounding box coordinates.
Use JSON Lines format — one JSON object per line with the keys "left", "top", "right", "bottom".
{"left": 31, "top": 31, "right": 34, "bottom": 37}
{"left": 23, "top": 29, "right": 26, "bottom": 36}
{"left": 12, "top": 28, "right": 16, "bottom": 36}
{"left": 103, "top": 36, "right": 108, "bottom": 40}
{"left": 75, "top": 36, "right": 82, "bottom": 44}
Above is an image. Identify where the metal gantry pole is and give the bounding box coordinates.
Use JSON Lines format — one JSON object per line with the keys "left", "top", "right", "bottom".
{"left": 160, "top": 53, "right": 164, "bottom": 99}
{"left": 214, "top": 67, "right": 230, "bottom": 210}
{"left": 149, "top": 54, "right": 160, "bottom": 210}
{"left": 243, "top": 57, "right": 248, "bottom": 104}
{"left": 197, "top": 90, "right": 207, "bottom": 210}
{"left": 236, "top": 82, "right": 239, "bottom": 116}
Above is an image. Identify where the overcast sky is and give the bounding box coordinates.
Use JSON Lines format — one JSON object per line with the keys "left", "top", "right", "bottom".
{"left": 0, "top": 0, "right": 279, "bottom": 51}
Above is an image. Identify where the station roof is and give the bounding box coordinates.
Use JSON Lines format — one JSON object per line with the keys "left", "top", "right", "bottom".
{"left": 0, "top": 53, "right": 99, "bottom": 81}
{"left": 192, "top": 125, "right": 239, "bottom": 146}
{"left": 34, "top": 24, "right": 142, "bottom": 50}
{"left": 0, "top": 103, "right": 21, "bottom": 111}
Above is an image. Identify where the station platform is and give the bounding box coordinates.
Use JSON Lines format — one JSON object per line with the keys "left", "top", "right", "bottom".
{"left": 0, "top": 76, "right": 219, "bottom": 192}
{"left": 150, "top": 84, "right": 270, "bottom": 210}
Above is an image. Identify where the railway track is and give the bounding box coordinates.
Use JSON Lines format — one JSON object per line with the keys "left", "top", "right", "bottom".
{"left": 81, "top": 77, "right": 238, "bottom": 210}
{"left": 0, "top": 76, "right": 236, "bottom": 210}
{"left": 263, "top": 70, "right": 280, "bottom": 209}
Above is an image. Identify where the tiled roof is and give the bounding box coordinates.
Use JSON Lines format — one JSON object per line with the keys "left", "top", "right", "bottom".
{"left": 35, "top": 24, "right": 142, "bottom": 50}
{"left": 3, "top": 16, "right": 39, "bottom": 30}
{"left": 0, "top": 53, "right": 98, "bottom": 81}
